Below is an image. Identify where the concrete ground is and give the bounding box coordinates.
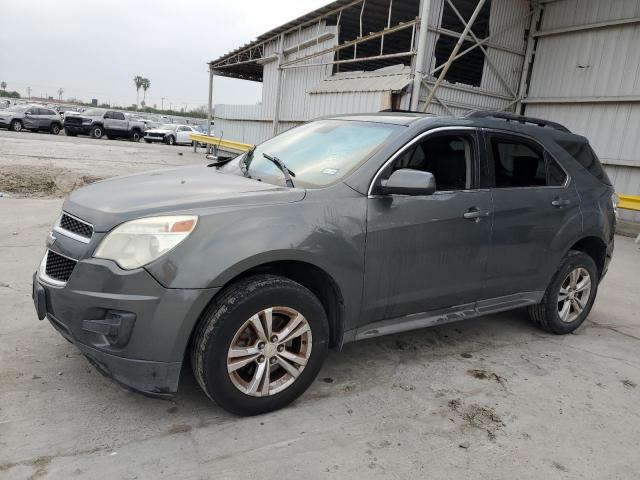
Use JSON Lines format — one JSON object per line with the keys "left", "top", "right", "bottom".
{"left": 1, "top": 131, "right": 639, "bottom": 479}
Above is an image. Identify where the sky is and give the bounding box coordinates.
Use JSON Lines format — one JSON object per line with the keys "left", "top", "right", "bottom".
{"left": 0, "top": 0, "right": 331, "bottom": 110}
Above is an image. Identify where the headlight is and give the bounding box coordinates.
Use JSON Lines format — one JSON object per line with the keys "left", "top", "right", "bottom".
{"left": 94, "top": 215, "right": 198, "bottom": 270}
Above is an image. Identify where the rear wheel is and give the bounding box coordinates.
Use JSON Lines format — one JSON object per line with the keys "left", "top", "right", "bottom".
{"left": 528, "top": 251, "right": 598, "bottom": 334}
{"left": 10, "top": 120, "right": 22, "bottom": 132}
{"left": 50, "top": 123, "right": 61, "bottom": 135}
{"left": 90, "top": 125, "right": 104, "bottom": 139}
{"left": 191, "top": 275, "right": 329, "bottom": 416}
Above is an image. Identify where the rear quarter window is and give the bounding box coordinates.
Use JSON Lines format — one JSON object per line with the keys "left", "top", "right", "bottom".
{"left": 557, "top": 141, "right": 611, "bottom": 186}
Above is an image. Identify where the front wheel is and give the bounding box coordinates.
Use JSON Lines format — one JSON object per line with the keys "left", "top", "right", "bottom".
{"left": 528, "top": 251, "right": 598, "bottom": 334}
{"left": 166, "top": 135, "right": 175, "bottom": 146}
{"left": 90, "top": 125, "right": 104, "bottom": 139}
{"left": 191, "top": 275, "right": 329, "bottom": 416}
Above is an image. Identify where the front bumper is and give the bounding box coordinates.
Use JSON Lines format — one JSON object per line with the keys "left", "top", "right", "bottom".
{"left": 33, "top": 256, "right": 219, "bottom": 395}
{"left": 64, "top": 124, "right": 91, "bottom": 134}
{"left": 144, "top": 135, "right": 166, "bottom": 142}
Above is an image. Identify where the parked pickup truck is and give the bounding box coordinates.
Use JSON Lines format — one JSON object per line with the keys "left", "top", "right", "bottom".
{"left": 64, "top": 108, "right": 146, "bottom": 141}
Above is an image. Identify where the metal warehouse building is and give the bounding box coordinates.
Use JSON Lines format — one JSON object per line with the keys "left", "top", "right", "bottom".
{"left": 208, "top": 0, "right": 640, "bottom": 221}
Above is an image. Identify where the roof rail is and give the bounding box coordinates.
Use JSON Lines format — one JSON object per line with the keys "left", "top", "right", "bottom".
{"left": 465, "top": 110, "right": 571, "bottom": 133}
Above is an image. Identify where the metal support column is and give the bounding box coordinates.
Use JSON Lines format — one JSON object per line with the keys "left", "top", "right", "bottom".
{"left": 422, "top": 0, "right": 487, "bottom": 112}
{"left": 206, "top": 64, "right": 214, "bottom": 153}
{"left": 410, "top": 0, "right": 432, "bottom": 111}
{"left": 516, "top": 5, "right": 543, "bottom": 114}
{"left": 272, "top": 34, "right": 285, "bottom": 137}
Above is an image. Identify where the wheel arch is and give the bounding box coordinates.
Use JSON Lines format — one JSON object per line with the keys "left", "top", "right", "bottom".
{"left": 190, "top": 259, "right": 346, "bottom": 352}
{"left": 568, "top": 236, "right": 607, "bottom": 277}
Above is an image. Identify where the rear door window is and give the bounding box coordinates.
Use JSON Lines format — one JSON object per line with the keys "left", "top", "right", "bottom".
{"left": 556, "top": 140, "right": 611, "bottom": 185}
{"left": 486, "top": 134, "right": 566, "bottom": 188}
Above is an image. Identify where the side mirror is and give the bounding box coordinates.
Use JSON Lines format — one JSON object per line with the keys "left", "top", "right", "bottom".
{"left": 380, "top": 169, "right": 436, "bottom": 196}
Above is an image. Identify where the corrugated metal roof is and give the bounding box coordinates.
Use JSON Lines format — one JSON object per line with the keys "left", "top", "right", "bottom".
{"left": 308, "top": 65, "right": 412, "bottom": 93}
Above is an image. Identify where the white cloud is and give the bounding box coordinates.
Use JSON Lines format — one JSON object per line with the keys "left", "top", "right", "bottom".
{"left": 0, "top": 0, "right": 330, "bottom": 108}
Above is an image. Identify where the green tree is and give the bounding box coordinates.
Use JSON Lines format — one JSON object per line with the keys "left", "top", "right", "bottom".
{"left": 141, "top": 78, "right": 151, "bottom": 103}
{"left": 133, "top": 75, "right": 144, "bottom": 106}
{"left": 0, "top": 81, "right": 6, "bottom": 91}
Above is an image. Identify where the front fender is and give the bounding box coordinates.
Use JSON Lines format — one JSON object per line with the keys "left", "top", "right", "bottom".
{"left": 145, "top": 185, "right": 368, "bottom": 328}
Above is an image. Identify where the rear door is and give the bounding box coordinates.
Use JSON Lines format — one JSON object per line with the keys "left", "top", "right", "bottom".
{"left": 361, "top": 128, "right": 493, "bottom": 325}
{"left": 480, "top": 130, "right": 581, "bottom": 299}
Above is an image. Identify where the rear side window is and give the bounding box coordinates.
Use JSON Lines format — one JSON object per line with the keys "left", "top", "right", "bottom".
{"left": 488, "top": 136, "right": 566, "bottom": 188}
{"left": 557, "top": 141, "right": 611, "bottom": 185}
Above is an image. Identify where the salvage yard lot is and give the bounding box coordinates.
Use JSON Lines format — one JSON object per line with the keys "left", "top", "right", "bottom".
{"left": 1, "top": 131, "right": 639, "bottom": 479}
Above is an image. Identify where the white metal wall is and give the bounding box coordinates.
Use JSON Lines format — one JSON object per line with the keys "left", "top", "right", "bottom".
{"left": 524, "top": 0, "right": 640, "bottom": 221}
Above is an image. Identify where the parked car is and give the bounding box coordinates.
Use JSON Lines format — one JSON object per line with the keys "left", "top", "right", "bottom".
{"left": 0, "top": 99, "right": 10, "bottom": 109}
{"left": 143, "top": 124, "right": 198, "bottom": 145}
{"left": 33, "top": 111, "right": 615, "bottom": 416}
{"left": 63, "top": 108, "right": 145, "bottom": 141}
{"left": 0, "top": 104, "right": 62, "bottom": 134}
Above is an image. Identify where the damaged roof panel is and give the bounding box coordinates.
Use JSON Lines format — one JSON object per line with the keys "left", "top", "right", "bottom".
{"left": 308, "top": 65, "right": 412, "bottom": 94}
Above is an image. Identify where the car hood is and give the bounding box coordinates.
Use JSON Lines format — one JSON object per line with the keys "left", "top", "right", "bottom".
{"left": 63, "top": 164, "right": 305, "bottom": 232}
{"left": 145, "top": 128, "right": 173, "bottom": 134}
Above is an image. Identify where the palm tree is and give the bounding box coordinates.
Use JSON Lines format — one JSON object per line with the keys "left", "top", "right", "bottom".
{"left": 133, "top": 75, "right": 144, "bottom": 106}
{"left": 1, "top": 81, "right": 6, "bottom": 91}
{"left": 141, "top": 78, "right": 151, "bottom": 104}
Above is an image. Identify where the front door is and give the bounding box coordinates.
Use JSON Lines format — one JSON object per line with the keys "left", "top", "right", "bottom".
{"left": 480, "top": 131, "right": 582, "bottom": 299}
{"left": 361, "top": 128, "right": 493, "bottom": 325}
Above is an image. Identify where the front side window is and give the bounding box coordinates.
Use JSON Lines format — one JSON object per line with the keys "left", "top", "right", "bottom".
{"left": 488, "top": 135, "right": 566, "bottom": 188}
{"left": 239, "top": 120, "right": 404, "bottom": 188}
{"left": 390, "top": 133, "right": 474, "bottom": 191}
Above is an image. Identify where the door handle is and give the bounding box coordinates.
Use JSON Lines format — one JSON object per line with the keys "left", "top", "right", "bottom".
{"left": 463, "top": 207, "right": 491, "bottom": 221}
{"left": 551, "top": 198, "right": 571, "bottom": 208}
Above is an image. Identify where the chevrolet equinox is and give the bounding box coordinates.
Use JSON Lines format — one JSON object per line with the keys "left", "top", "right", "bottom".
{"left": 33, "top": 111, "right": 616, "bottom": 415}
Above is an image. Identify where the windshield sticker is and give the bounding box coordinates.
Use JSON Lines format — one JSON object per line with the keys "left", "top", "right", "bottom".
{"left": 322, "top": 168, "right": 339, "bottom": 175}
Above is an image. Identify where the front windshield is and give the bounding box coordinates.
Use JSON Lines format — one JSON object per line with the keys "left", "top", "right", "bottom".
{"left": 160, "top": 124, "right": 177, "bottom": 131}
{"left": 239, "top": 119, "right": 403, "bottom": 188}
{"left": 5, "top": 105, "right": 29, "bottom": 113}
{"left": 83, "top": 108, "right": 106, "bottom": 116}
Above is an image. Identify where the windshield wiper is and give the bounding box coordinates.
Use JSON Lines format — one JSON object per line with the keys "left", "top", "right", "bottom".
{"left": 262, "top": 153, "right": 296, "bottom": 188}
{"left": 241, "top": 146, "right": 256, "bottom": 177}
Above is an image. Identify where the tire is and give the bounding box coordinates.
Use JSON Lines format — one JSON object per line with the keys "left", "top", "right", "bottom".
{"left": 90, "top": 125, "right": 104, "bottom": 139}
{"left": 129, "top": 130, "right": 141, "bottom": 142}
{"left": 50, "top": 123, "right": 61, "bottom": 135}
{"left": 166, "top": 135, "right": 176, "bottom": 146}
{"left": 64, "top": 128, "right": 77, "bottom": 137}
{"left": 10, "top": 120, "right": 22, "bottom": 132}
{"left": 528, "top": 250, "right": 598, "bottom": 335}
{"left": 190, "top": 275, "right": 329, "bottom": 416}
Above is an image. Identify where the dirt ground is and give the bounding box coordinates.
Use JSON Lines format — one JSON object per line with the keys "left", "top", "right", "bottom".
{"left": 1, "top": 130, "right": 639, "bottom": 480}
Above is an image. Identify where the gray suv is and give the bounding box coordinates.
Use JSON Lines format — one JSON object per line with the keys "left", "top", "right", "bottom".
{"left": 0, "top": 104, "right": 62, "bottom": 134}
{"left": 32, "top": 111, "right": 616, "bottom": 415}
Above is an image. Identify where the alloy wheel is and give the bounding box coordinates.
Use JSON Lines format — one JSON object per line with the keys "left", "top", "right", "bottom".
{"left": 557, "top": 267, "right": 591, "bottom": 323}
{"left": 227, "top": 307, "right": 312, "bottom": 397}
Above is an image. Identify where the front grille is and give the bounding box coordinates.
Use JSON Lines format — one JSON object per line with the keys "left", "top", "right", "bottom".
{"left": 45, "top": 250, "right": 77, "bottom": 283}
{"left": 64, "top": 117, "right": 83, "bottom": 125}
{"left": 148, "top": 133, "right": 164, "bottom": 138}
{"left": 59, "top": 213, "right": 93, "bottom": 239}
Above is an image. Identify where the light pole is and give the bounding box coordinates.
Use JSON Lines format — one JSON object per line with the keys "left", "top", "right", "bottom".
{"left": 161, "top": 97, "right": 165, "bottom": 111}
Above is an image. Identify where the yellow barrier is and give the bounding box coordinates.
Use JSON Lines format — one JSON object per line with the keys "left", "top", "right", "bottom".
{"left": 189, "top": 133, "right": 253, "bottom": 153}
{"left": 619, "top": 195, "right": 640, "bottom": 212}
